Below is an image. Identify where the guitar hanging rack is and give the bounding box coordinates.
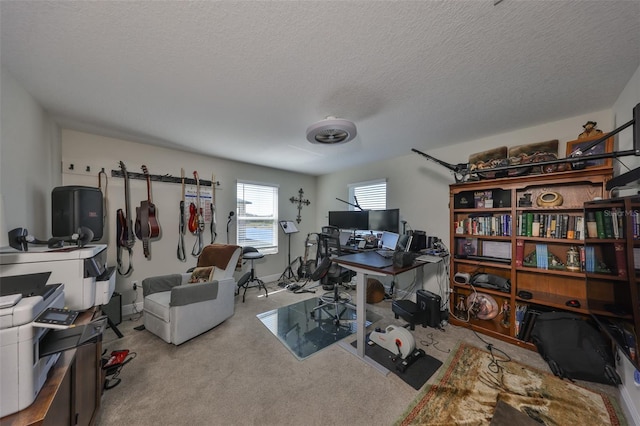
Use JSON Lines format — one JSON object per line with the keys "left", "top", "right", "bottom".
{"left": 110, "top": 169, "right": 220, "bottom": 187}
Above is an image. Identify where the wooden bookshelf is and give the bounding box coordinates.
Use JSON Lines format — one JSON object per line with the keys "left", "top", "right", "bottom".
{"left": 449, "top": 168, "right": 612, "bottom": 349}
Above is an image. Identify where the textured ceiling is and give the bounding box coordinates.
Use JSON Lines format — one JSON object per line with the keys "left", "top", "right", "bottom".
{"left": 1, "top": 1, "right": 639, "bottom": 176}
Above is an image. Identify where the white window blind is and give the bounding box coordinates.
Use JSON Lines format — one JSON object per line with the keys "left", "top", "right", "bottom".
{"left": 348, "top": 179, "right": 387, "bottom": 211}
{"left": 236, "top": 181, "right": 279, "bottom": 254}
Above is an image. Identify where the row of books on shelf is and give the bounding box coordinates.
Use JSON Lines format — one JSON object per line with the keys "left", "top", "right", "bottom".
{"left": 516, "top": 213, "right": 584, "bottom": 239}
{"left": 585, "top": 209, "right": 625, "bottom": 239}
{"left": 454, "top": 214, "right": 512, "bottom": 236}
{"left": 515, "top": 240, "right": 627, "bottom": 276}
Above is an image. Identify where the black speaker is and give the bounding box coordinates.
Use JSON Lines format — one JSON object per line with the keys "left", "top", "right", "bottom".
{"left": 52, "top": 186, "right": 103, "bottom": 240}
{"left": 416, "top": 289, "right": 441, "bottom": 328}
{"left": 102, "top": 292, "right": 122, "bottom": 326}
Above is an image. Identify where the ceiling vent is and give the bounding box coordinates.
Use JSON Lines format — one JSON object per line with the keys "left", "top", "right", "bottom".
{"left": 306, "top": 117, "right": 357, "bottom": 145}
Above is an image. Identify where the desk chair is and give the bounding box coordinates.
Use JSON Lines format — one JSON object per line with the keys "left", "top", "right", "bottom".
{"left": 310, "top": 226, "right": 356, "bottom": 326}
{"left": 237, "top": 246, "right": 268, "bottom": 302}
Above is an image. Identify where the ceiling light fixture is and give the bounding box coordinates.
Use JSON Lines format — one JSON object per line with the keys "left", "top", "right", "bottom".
{"left": 306, "top": 116, "right": 357, "bottom": 145}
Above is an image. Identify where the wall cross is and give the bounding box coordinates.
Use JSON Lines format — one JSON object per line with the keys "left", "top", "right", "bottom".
{"left": 289, "top": 188, "right": 310, "bottom": 223}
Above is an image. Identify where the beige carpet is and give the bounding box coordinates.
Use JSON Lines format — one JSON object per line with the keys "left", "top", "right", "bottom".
{"left": 97, "top": 281, "right": 624, "bottom": 426}
{"left": 397, "top": 342, "right": 626, "bottom": 425}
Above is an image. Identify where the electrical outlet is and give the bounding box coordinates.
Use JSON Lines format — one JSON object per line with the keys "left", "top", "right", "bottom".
{"left": 132, "top": 281, "right": 138, "bottom": 291}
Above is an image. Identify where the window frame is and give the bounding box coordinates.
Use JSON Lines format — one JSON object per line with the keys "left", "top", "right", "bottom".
{"left": 236, "top": 180, "right": 279, "bottom": 254}
{"left": 347, "top": 179, "right": 387, "bottom": 211}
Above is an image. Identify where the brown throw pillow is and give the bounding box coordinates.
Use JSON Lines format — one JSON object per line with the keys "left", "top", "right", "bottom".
{"left": 188, "top": 266, "right": 216, "bottom": 283}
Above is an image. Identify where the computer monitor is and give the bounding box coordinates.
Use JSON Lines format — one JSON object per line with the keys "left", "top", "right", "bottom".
{"left": 368, "top": 209, "right": 400, "bottom": 233}
{"left": 328, "top": 210, "right": 369, "bottom": 230}
{"left": 379, "top": 231, "right": 399, "bottom": 250}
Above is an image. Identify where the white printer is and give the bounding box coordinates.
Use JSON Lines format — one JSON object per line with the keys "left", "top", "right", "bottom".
{"left": 0, "top": 244, "right": 115, "bottom": 310}
{"left": 0, "top": 273, "right": 65, "bottom": 417}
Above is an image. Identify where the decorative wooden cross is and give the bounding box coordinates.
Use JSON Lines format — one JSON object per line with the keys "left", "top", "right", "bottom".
{"left": 289, "top": 188, "right": 310, "bottom": 223}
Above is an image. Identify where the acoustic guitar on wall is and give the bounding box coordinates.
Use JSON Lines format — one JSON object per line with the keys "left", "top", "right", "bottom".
{"left": 135, "top": 165, "right": 161, "bottom": 259}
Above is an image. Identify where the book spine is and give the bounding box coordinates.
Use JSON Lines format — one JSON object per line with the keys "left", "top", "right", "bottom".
{"left": 585, "top": 245, "right": 595, "bottom": 272}
{"left": 550, "top": 215, "right": 557, "bottom": 238}
{"left": 561, "top": 214, "right": 569, "bottom": 239}
{"left": 516, "top": 239, "right": 524, "bottom": 267}
{"left": 586, "top": 211, "right": 598, "bottom": 238}
{"left": 603, "top": 210, "right": 614, "bottom": 238}
{"left": 531, "top": 214, "right": 540, "bottom": 237}
{"left": 595, "top": 210, "right": 606, "bottom": 239}
{"left": 611, "top": 208, "right": 619, "bottom": 239}
{"left": 526, "top": 212, "right": 533, "bottom": 237}
{"left": 575, "top": 216, "right": 584, "bottom": 240}
{"left": 614, "top": 242, "right": 627, "bottom": 278}
{"left": 566, "top": 215, "right": 575, "bottom": 239}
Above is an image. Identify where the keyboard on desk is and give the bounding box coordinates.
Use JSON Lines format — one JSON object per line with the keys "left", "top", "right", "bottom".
{"left": 415, "top": 254, "right": 443, "bottom": 263}
{"left": 375, "top": 249, "right": 396, "bottom": 259}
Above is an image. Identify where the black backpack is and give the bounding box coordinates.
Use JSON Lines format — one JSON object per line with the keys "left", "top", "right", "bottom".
{"left": 530, "top": 312, "right": 621, "bottom": 386}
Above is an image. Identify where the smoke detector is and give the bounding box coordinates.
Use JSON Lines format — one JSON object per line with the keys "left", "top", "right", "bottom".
{"left": 306, "top": 116, "right": 357, "bottom": 145}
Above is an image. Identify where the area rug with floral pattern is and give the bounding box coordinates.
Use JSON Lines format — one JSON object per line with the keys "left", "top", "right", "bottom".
{"left": 397, "top": 342, "right": 626, "bottom": 425}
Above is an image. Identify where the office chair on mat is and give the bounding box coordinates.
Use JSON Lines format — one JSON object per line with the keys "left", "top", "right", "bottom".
{"left": 310, "top": 226, "right": 356, "bottom": 326}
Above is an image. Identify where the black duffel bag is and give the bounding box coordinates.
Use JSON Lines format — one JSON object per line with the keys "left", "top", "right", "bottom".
{"left": 530, "top": 311, "right": 621, "bottom": 386}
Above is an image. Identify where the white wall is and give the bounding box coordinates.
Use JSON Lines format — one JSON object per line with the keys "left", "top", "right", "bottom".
{"left": 0, "top": 65, "right": 61, "bottom": 245}
{"left": 61, "top": 130, "right": 317, "bottom": 307}
{"left": 612, "top": 63, "right": 640, "bottom": 426}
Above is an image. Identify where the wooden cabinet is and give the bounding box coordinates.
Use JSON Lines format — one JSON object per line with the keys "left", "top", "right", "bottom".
{"left": 584, "top": 196, "right": 640, "bottom": 370}
{"left": 449, "top": 168, "right": 612, "bottom": 349}
{"left": 1, "top": 310, "right": 102, "bottom": 426}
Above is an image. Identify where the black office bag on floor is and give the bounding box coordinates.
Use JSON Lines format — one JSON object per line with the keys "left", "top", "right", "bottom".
{"left": 530, "top": 312, "right": 621, "bottom": 386}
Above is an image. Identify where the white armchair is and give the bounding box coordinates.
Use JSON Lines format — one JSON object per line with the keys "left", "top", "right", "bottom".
{"left": 142, "top": 244, "right": 241, "bottom": 345}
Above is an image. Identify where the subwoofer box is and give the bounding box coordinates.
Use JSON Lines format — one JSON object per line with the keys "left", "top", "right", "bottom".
{"left": 52, "top": 186, "right": 103, "bottom": 240}
{"left": 416, "top": 289, "right": 442, "bottom": 329}
{"left": 392, "top": 299, "right": 427, "bottom": 330}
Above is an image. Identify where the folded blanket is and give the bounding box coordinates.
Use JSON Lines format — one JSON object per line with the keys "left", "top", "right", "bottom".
{"left": 197, "top": 244, "right": 241, "bottom": 270}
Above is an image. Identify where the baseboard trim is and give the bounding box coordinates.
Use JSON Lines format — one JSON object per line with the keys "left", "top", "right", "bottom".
{"left": 122, "top": 302, "right": 144, "bottom": 318}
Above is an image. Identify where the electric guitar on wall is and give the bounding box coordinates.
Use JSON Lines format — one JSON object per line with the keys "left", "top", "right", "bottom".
{"left": 191, "top": 171, "right": 204, "bottom": 256}
{"left": 116, "top": 161, "right": 135, "bottom": 276}
{"left": 135, "top": 165, "right": 161, "bottom": 259}
{"left": 210, "top": 173, "right": 217, "bottom": 243}
{"left": 177, "top": 168, "right": 186, "bottom": 261}
{"left": 188, "top": 172, "right": 198, "bottom": 235}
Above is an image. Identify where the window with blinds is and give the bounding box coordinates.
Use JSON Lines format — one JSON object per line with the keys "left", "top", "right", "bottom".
{"left": 236, "top": 181, "right": 279, "bottom": 254}
{"left": 348, "top": 179, "right": 387, "bottom": 210}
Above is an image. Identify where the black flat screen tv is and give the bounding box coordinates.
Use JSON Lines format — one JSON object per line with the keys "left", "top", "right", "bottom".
{"left": 328, "top": 210, "right": 369, "bottom": 230}
{"left": 368, "top": 209, "right": 400, "bottom": 233}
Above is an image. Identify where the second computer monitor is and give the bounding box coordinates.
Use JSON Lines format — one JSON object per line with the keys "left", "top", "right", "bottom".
{"left": 368, "top": 209, "right": 400, "bottom": 233}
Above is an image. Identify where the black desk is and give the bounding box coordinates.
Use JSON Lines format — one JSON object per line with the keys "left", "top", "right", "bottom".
{"left": 335, "top": 251, "right": 425, "bottom": 374}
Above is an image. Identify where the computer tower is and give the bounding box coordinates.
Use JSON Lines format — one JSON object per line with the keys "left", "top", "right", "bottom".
{"left": 408, "top": 230, "right": 427, "bottom": 251}
{"left": 416, "top": 289, "right": 441, "bottom": 328}
{"left": 52, "top": 186, "right": 103, "bottom": 240}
